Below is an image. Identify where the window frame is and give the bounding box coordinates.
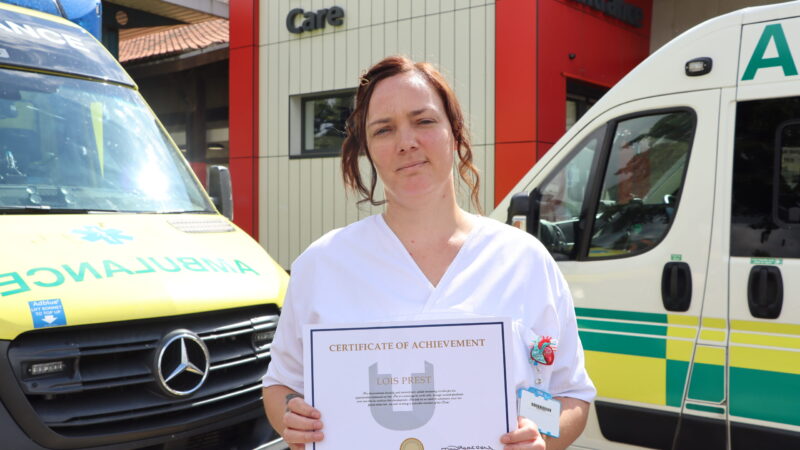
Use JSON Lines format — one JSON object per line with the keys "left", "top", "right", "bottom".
{"left": 773, "top": 119, "right": 800, "bottom": 229}
{"left": 290, "top": 89, "right": 355, "bottom": 159}
{"left": 535, "top": 125, "right": 607, "bottom": 261}
{"left": 566, "top": 78, "right": 609, "bottom": 131}
{"left": 544, "top": 107, "right": 698, "bottom": 262}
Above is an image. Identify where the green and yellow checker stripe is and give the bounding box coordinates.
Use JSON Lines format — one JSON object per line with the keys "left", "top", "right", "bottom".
{"left": 576, "top": 307, "right": 800, "bottom": 427}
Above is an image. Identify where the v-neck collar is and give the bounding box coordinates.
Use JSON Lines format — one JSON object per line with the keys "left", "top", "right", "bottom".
{"left": 375, "top": 213, "right": 484, "bottom": 295}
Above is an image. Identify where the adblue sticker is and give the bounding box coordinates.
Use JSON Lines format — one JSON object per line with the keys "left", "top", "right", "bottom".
{"left": 29, "top": 298, "right": 67, "bottom": 328}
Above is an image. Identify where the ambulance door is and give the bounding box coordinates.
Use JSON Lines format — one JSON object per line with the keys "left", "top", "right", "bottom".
{"left": 723, "top": 17, "right": 800, "bottom": 448}
{"left": 534, "top": 90, "right": 719, "bottom": 449}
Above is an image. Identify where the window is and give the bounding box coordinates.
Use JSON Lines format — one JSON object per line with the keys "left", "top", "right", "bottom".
{"left": 295, "top": 91, "right": 354, "bottom": 157}
{"left": 538, "top": 126, "right": 605, "bottom": 260}
{"left": 588, "top": 111, "right": 694, "bottom": 258}
{"left": 535, "top": 110, "right": 694, "bottom": 261}
{"left": 732, "top": 97, "right": 800, "bottom": 258}
{"left": 566, "top": 79, "right": 608, "bottom": 131}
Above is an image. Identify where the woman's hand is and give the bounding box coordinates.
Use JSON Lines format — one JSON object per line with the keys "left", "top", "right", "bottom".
{"left": 282, "top": 394, "right": 324, "bottom": 450}
{"left": 500, "top": 416, "right": 546, "bottom": 450}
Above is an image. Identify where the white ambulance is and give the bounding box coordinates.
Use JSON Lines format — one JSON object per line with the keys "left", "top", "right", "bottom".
{"left": 494, "top": 2, "right": 800, "bottom": 448}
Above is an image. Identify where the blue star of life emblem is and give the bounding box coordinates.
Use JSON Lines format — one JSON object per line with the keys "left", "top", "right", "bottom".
{"left": 73, "top": 226, "right": 133, "bottom": 245}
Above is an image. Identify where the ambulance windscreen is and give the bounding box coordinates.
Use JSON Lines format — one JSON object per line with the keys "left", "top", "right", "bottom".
{"left": 0, "top": 68, "right": 212, "bottom": 214}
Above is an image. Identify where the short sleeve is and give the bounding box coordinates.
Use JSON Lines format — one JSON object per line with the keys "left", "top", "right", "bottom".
{"left": 547, "top": 262, "right": 596, "bottom": 403}
{"left": 261, "top": 264, "right": 306, "bottom": 394}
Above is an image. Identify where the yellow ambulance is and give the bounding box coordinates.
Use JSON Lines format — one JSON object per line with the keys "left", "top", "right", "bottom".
{"left": 0, "top": 3, "right": 287, "bottom": 449}
{"left": 497, "top": 2, "right": 800, "bottom": 448}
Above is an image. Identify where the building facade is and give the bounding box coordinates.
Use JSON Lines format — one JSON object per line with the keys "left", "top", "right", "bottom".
{"left": 230, "top": 0, "right": 783, "bottom": 269}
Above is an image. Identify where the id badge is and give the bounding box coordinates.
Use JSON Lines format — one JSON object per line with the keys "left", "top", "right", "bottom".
{"left": 517, "top": 387, "right": 561, "bottom": 438}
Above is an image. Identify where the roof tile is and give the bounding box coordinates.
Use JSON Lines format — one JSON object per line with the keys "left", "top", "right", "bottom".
{"left": 119, "top": 18, "right": 228, "bottom": 63}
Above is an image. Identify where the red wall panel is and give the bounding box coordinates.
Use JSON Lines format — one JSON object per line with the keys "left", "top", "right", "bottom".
{"left": 229, "top": 0, "right": 255, "bottom": 50}
{"left": 228, "top": 0, "right": 259, "bottom": 238}
{"left": 495, "top": 142, "right": 538, "bottom": 204}
{"left": 228, "top": 157, "right": 255, "bottom": 231}
{"left": 494, "top": 0, "right": 651, "bottom": 206}
{"left": 495, "top": 0, "right": 537, "bottom": 145}
{"left": 495, "top": 0, "right": 537, "bottom": 204}
{"left": 538, "top": 0, "right": 651, "bottom": 145}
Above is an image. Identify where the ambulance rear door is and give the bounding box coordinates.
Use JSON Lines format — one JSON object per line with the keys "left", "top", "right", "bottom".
{"left": 722, "top": 13, "right": 800, "bottom": 447}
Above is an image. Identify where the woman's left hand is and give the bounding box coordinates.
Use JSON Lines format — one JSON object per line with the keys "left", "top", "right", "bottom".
{"left": 500, "top": 416, "right": 547, "bottom": 450}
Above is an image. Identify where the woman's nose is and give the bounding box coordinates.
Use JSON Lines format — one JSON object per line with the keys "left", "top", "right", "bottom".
{"left": 397, "top": 125, "right": 418, "bottom": 153}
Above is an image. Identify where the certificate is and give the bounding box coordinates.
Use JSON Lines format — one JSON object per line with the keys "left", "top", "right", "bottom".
{"left": 304, "top": 317, "right": 515, "bottom": 450}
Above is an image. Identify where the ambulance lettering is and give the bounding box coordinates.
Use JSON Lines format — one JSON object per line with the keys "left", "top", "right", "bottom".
{"left": 0, "top": 257, "right": 262, "bottom": 297}
{"left": 0, "top": 19, "right": 88, "bottom": 52}
{"left": 742, "top": 23, "right": 798, "bottom": 81}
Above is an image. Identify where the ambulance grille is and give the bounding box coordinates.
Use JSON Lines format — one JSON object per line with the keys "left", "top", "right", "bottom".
{"left": 6, "top": 305, "right": 279, "bottom": 442}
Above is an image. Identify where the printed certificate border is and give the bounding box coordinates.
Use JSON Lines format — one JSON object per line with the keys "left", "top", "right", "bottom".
{"left": 308, "top": 320, "right": 511, "bottom": 449}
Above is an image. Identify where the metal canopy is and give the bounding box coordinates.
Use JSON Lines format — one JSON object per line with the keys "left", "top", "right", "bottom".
{"left": 105, "top": 0, "right": 228, "bottom": 22}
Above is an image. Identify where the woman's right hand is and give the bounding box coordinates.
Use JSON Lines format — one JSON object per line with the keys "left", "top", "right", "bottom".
{"left": 282, "top": 394, "right": 324, "bottom": 449}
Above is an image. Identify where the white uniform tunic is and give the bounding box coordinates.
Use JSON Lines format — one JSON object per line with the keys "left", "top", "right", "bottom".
{"left": 262, "top": 214, "right": 596, "bottom": 403}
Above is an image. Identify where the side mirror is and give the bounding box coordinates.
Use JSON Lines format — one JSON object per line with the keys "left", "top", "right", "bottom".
{"left": 507, "top": 192, "right": 529, "bottom": 227}
{"left": 506, "top": 188, "right": 542, "bottom": 237}
{"left": 207, "top": 165, "right": 233, "bottom": 220}
{"left": 526, "top": 188, "right": 542, "bottom": 236}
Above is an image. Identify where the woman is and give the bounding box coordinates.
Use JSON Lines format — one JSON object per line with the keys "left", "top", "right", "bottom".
{"left": 262, "top": 56, "right": 595, "bottom": 450}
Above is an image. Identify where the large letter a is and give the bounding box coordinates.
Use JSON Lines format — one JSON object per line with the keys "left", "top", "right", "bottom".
{"left": 742, "top": 23, "right": 798, "bottom": 81}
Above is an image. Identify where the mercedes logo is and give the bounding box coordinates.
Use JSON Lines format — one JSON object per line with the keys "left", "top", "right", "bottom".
{"left": 154, "top": 330, "right": 210, "bottom": 397}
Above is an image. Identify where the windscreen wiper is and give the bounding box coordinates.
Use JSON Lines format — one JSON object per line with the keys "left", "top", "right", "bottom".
{"left": 154, "top": 210, "right": 216, "bottom": 214}
{"left": 0, "top": 206, "right": 121, "bottom": 214}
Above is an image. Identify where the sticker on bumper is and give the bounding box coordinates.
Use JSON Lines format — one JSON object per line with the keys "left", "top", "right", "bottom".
{"left": 29, "top": 298, "right": 67, "bottom": 328}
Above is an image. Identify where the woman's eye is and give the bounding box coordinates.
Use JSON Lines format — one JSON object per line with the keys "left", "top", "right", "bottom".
{"left": 419, "top": 119, "right": 435, "bottom": 125}
{"left": 373, "top": 127, "right": 390, "bottom": 136}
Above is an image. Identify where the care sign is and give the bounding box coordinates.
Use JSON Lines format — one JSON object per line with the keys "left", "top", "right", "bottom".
{"left": 286, "top": 6, "right": 344, "bottom": 34}
{"left": 29, "top": 298, "right": 67, "bottom": 329}
{"left": 740, "top": 18, "right": 800, "bottom": 83}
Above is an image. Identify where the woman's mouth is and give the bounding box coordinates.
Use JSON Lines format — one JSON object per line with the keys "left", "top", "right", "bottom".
{"left": 397, "top": 161, "right": 427, "bottom": 171}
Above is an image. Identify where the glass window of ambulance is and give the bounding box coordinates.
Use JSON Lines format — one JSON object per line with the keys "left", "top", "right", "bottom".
{"left": 537, "top": 126, "right": 605, "bottom": 260}
{"left": 0, "top": 68, "right": 211, "bottom": 213}
{"left": 732, "top": 96, "right": 800, "bottom": 258}
{"left": 588, "top": 111, "right": 694, "bottom": 258}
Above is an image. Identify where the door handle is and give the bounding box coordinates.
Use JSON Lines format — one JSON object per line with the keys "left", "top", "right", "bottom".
{"left": 747, "top": 266, "right": 783, "bottom": 319}
{"left": 661, "top": 262, "right": 691, "bottom": 312}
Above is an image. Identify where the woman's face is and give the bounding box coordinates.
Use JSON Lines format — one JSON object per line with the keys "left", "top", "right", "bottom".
{"left": 365, "top": 71, "right": 456, "bottom": 206}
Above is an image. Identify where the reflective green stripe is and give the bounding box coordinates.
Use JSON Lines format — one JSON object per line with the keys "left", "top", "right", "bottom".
{"left": 575, "top": 307, "right": 667, "bottom": 324}
{"left": 579, "top": 330, "right": 666, "bottom": 358}
{"left": 688, "top": 363, "right": 724, "bottom": 403}
{"left": 667, "top": 360, "right": 688, "bottom": 407}
{"left": 686, "top": 403, "right": 725, "bottom": 414}
{"left": 731, "top": 367, "right": 800, "bottom": 426}
{"left": 578, "top": 318, "right": 667, "bottom": 336}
